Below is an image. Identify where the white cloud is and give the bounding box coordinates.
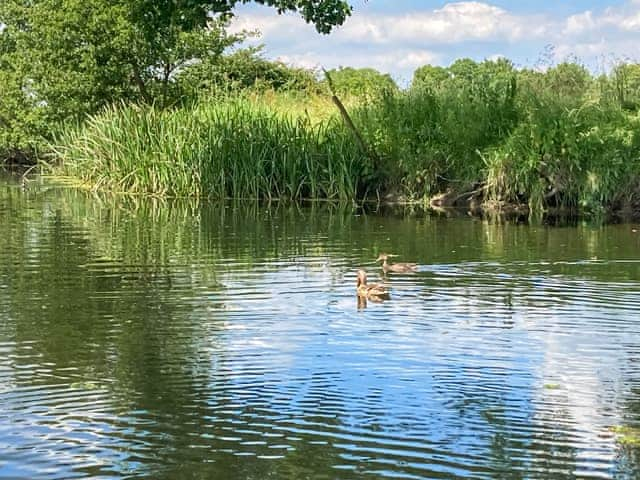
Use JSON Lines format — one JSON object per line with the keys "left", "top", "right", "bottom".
{"left": 487, "top": 53, "right": 507, "bottom": 62}
{"left": 275, "top": 54, "right": 322, "bottom": 72}
{"left": 229, "top": 11, "right": 312, "bottom": 38}
{"left": 229, "top": 1, "right": 640, "bottom": 79}
{"left": 232, "top": 2, "right": 548, "bottom": 46}
{"left": 563, "top": 6, "right": 640, "bottom": 35}
{"left": 555, "top": 40, "right": 609, "bottom": 59}
{"left": 555, "top": 1, "right": 640, "bottom": 65}
{"left": 564, "top": 11, "right": 597, "bottom": 36}
{"left": 344, "top": 2, "right": 547, "bottom": 44}
{"left": 614, "top": 12, "right": 640, "bottom": 31}
{"left": 397, "top": 51, "right": 441, "bottom": 69}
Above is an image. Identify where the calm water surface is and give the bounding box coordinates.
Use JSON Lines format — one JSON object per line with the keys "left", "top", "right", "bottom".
{"left": 1, "top": 176, "right": 640, "bottom": 479}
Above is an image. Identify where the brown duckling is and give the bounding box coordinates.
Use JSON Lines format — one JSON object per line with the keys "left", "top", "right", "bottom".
{"left": 376, "top": 253, "right": 418, "bottom": 273}
{"left": 356, "top": 269, "right": 389, "bottom": 300}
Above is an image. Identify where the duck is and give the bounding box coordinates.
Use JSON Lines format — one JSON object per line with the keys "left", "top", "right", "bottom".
{"left": 356, "top": 269, "right": 389, "bottom": 300}
{"left": 376, "top": 253, "right": 418, "bottom": 273}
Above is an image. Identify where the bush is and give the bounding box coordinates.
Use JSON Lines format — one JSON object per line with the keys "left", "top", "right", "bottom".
{"left": 352, "top": 59, "right": 519, "bottom": 197}
{"left": 181, "top": 48, "right": 322, "bottom": 96}
{"left": 323, "top": 67, "right": 398, "bottom": 99}
{"left": 485, "top": 92, "right": 640, "bottom": 211}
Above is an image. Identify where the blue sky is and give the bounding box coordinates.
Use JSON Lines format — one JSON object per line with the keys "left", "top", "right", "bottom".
{"left": 230, "top": 1, "right": 640, "bottom": 84}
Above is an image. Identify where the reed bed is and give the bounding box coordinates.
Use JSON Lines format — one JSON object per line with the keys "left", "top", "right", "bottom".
{"left": 53, "top": 98, "right": 367, "bottom": 200}
{"left": 52, "top": 66, "right": 640, "bottom": 214}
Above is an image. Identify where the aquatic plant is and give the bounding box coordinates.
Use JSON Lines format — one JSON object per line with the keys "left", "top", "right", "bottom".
{"left": 49, "top": 58, "right": 640, "bottom": 215}
{"left": 53, "top": 98, "right": 368, "bottom": 200}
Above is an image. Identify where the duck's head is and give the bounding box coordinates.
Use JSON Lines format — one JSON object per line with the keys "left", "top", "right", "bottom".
{"left": 375, "top": 253, "right": 398, "bottom": 262}
{"left": 356, "top": 269, "right": 367, "bottom": 287}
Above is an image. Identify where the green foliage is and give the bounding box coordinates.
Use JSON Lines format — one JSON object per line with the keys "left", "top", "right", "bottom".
{"left": 355, "top": 58, "right": 640, "bottom": 213}
{"left": 544, "top": 62, "right": 591, "bottom": 98}
{"left": 411, "top": 65, "right": 449, "bottom": 91}
{"left": 354, "top": 59, "right": 519, "bottom": 197}
{"left": 0, "top": 0, "right": 351, "bottom": 162}
{"left": 485, "top": 88, "right": 640, "bottom": 212}
{"left": 182, "top": 47, "right": 322, "bottom": 96}
{"left": 49, "top": 57, "right": 640, "bottom": 215}
{"left": 53, "top": 98, "right": 368, "bottom": 200}
{"left": 187, "top": 0, "right": 352, "bottom": 34}
{"left": 323, "top": 67, "right": 398, "bottom": 98}
{"left": 0, "top": 0, "right": 242, "bottom": 160}
{"left": 0, "top": 68, "right": 46, "bottom": 162}
{"left": 611, "top": 63, "right": 640, "bottom": 110}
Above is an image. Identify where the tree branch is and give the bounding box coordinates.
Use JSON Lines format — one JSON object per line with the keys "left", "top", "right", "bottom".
{"left": 131, "top": 63, "right": 152, "bottom": 104}
{"left": 324, "top": 68, "right": 378, "bottom": 163}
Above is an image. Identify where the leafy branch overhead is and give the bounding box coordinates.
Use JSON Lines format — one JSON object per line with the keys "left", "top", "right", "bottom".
{"left": 211, "top": 1, "right": 352, "bottom": 33}
{"left": 126, "top": 0, "right": 352, "bottom": 34}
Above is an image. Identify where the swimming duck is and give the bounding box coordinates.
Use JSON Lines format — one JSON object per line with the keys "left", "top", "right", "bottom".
{"left": 376, "top": 253, "right": 418, "bottom": 273}
{"left": 356, "top": 269, "right": 389, "bottom": 300}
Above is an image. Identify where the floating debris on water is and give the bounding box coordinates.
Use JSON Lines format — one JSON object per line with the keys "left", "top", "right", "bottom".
{"left": 70, "top": 381, "right": 100, "bottom": 390}
{"left": 609, "top": 426, "right": 640, "bottom": 447}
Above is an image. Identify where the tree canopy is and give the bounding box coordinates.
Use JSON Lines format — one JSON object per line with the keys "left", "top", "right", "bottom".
{"left": 225, "top": 1, "right": 351, "bottom": 33}
{"left": 0, "top": 0, "right": 239, "bottom": 121}
{"left": 126, "top": 0, "right": 352, "bottom": 34}
{"left": 324, "top": 67, "right": 397, "bottom": 97}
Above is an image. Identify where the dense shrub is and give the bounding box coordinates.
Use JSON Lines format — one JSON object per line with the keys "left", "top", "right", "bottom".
{"left": 323, "top": 67, "right": 398, "bottom": 98}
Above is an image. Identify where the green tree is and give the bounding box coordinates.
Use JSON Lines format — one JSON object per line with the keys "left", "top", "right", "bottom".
{"left": 411, "top": 65, "right": 449, "bottom": 90}
{"left": 182, "top": 47, "right": 321, "bottom": 95}
{"left": 323, "top": 67, "right": 397, "bottom": 98}
{"left": 545, "top": 62, "right": 591, "bottom": 98}
{"left": 0, "top": 0, "right": 352, "bottom": 161}
{"left": 612, "top": 63, "right": 640, "bottom": 110}
{"left": 187, "top": 0, "right": 352, "bottom": 34}
{"left": 0, "top": 1, "right": 241, "bottom": 119}
{"left": 448, "top": 58, "right": 480, "bottom": 81}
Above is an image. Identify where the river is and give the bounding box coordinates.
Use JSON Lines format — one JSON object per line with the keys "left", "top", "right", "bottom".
{"left": 1, "top": 175, "right": 640, "bottom": 479}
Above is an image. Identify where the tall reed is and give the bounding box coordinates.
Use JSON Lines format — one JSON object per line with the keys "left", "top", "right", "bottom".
{"left": 53, "top": 98, "right": 368, "bottom": 200}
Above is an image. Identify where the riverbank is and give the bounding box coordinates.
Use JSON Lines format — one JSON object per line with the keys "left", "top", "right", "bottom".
{"left": 5, "top": 59, "right": 638, "bottom": 216}
{"left": 47, "top": 79, "right": 640, "bottom": 216}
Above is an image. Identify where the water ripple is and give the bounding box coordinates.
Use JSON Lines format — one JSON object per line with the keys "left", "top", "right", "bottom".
{"left": 2, "top": 184, "right": 640, "bottom": 478}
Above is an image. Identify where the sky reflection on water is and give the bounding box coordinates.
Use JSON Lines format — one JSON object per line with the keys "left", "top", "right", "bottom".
{"left": 1, "top": 179, "right": 640, "bottom": 479}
